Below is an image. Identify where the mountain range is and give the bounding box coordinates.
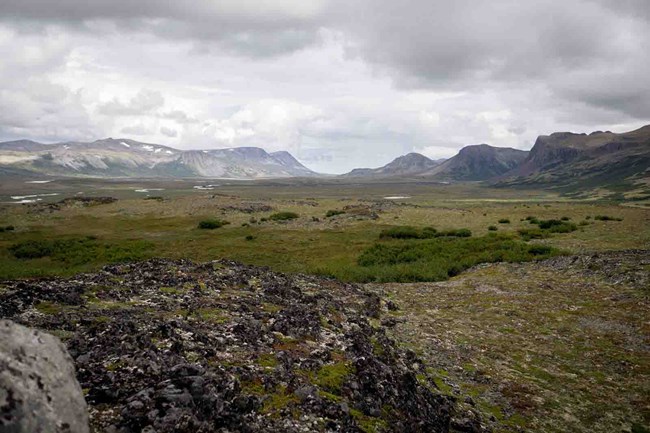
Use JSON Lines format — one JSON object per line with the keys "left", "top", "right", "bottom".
{"left": 1, "top": 125, "right": 648, "bottom": 189}
{"left": 342, "top": 125, "right": 650, "bottom": 191}
{"left": 0, "top": 138, "right": 315, "bottom": 179}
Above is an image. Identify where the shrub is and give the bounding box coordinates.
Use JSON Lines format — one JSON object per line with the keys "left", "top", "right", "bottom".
{"left": 517, "top": 228, "right": 548, "bottom": 241}
{"left": 245, "top": 235, "right": 255, "bottom": 241}
{"left": 488, "top": 225, "right": 498, "bottom": 231}
{"left": 355, "top": 233, "right": 561, "bottom": 282}
{"left": 379, "top": 226, "right": 470, "bottom": 240}
{"left": 5, "top": 225, "right": 14, "bottom": 231}
{"left": 560, "top": 216, "right": 570, "bottom": 221}
{"left": 380, "top": 226, "right": 421, "bottom": 239}
{"left": 594, "top": 215, "right": 622, "bottom": 221}
{"left": 535, "top": 219, "right": 577, "bottom": 233}
{"left": 198, "top": 219, "right": 230, "bottom": 229}
{"left": 9, "top": 237, "right": 152, "bottom": 265}
{"left": 498, "top": 218, "right": 510, "bottom": 224}
{"left": 437, "top": 228, "right": 472, "bottom": 237}
{"left": 525, "top": 216, "right": 539, "bottom": 224}
{"left": 269, "top": 212, "right": 299, "bottom": 221}
{"left": 326, "top": 210, "right": 346, "bottom": 218}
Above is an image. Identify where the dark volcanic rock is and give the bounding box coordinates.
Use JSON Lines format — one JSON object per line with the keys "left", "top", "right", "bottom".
{"left": 0, "top": 259, "right": 457, "bottom": 432}
{"left": 0, "top": 319, "right": 90, "bottom": 433}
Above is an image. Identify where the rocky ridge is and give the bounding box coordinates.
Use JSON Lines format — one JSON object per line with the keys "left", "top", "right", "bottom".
{"left": 0, "top": 259, "right": 470, "bottom": 432}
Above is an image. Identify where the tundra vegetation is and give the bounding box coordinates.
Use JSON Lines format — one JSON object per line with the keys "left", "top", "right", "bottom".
{"left": 0, "top": 179, "right": 648, "bottom": 433}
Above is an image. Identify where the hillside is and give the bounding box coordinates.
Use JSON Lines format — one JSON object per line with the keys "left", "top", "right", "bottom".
{"left": 423, "top": 144, "right": 528, "bottom": 181}
{"left": 0, "top": 138, "right": 316, "bottom": 179}
{"left": 343, "top": 153, "right": 441, "bottom": 178}
{"left": 497, "top": 125, "right": 650, "bottom": 192}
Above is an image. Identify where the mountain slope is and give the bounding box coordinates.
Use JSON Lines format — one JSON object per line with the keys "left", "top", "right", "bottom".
{"left": 423, "top": 144, "right": 529, "bottom": 181}
{"left": 0, "top": 138, "right": 316, "bottom": 179}
{"left": 343, "top": 153, "right": 441, "bottom": 177}
{"left": 497, "top": 125, "right": 650, "bottom": 190}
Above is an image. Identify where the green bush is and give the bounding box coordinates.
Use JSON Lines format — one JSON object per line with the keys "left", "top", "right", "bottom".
{"left": 525, "top": 216, "right": 539, "bottom": 224}
{"left": 379, "top": 226, "right": 422, "bottom": 239}
{"left": 245, "top": 235, "right": 255, "bottom": 241}
{"left": 9, "top": 237, "right": 152, "bottom": 265}
{"left": 594, "top": 215, "right": 622, "bottom": 221}
{"left": 198, "top": 219, "right": 230, "bottom": 229}
{"left": 325, "top": 210, "right": 346, "bottom": 218}
{"left": 354, "top": 234, "right": 561, "bottom": 282}
{"left": 517, "top": 228, "right": 548, "bottom": 241}
{"left": 488, "top": 225, "right": 498, "bottom": 231}
{"left": 269, "top": 212, "right": 299, "bottom": 221}
{"left": 536, "top": 219, "right": 577, "bottom": 233}
{"left": 560, "top": 216, "right": 570, "bottom": 221}
{"left": 498, "top": 218, "right": 510, "bottom": 224}
{"left": 379, "top": 226, "right": 470, "bottom": 240}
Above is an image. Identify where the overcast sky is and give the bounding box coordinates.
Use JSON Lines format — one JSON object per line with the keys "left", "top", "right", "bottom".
{"left": 1, "top": 0, "right": 649, "bottom": 173}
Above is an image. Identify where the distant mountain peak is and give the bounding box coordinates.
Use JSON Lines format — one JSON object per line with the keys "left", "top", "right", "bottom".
{"left": 0, "top": 139, "right": 317, "bottom": 179}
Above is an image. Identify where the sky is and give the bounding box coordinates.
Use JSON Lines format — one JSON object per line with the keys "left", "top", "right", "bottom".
{"left": 1, "top": 0, "right": 649, "bottom": 173}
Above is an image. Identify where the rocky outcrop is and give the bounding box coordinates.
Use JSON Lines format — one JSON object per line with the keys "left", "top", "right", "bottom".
{"left": 0, "top": 259, "right": 461, "bottom": 432}
{"left": 0, "top": 320, "right": 89, "bottom": 433}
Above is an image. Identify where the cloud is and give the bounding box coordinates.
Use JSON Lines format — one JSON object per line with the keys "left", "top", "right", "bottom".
{"left": 120, "top": 123, "right": 150, "bottom": 135}
{"left": 160, "top": 126, "right": 178, "bottom": 137}
{"left": 98, "top": 89, "right": 165, "bottom": 116}
{"left": 0, "top": 1, "right": 648, "bottom": 173}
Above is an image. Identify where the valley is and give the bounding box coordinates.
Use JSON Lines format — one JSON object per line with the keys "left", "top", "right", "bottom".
{"left": 1, "top": 178, "right": 648, "bottom": 432}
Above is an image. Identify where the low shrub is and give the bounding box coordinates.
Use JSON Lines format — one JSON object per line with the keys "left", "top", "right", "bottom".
{"left": 9, "top": 237, "right": 152, "bottom": 265}
{"left": 269, "top": 212, "right": 299, "bottom": 221}
{"left": 354, "top": 233, "right": 561, "bottom": 282}
{"left": 525, "top": 216, "right": 539, "bottom": 224}
{"left": 560, "top": 216, "right": 570, "bottom": 221}
{"left": 488, "top": 225, "right": 498, "bottom": 231}
{"left": 498, "top": 218, "right": 510, "bottom": 224}
{"left": 325, "top": 210, "right": 346, "bottom": 218}
{"left": 536, "top": 219, "right": 577, "bottom": 233}
{"left": 379, "top": 226, "right": 470, "bottom": 240}
{"left": 198, "top": 219, "right": 230, "bottom": 229}
{"left": 594, "top": 215, "right": 623, "bottom": 221}
{"left": 517, "top": 228, "right": 549, "bottom": 241}
{"left": 245, "top": 235, "right": 255, "bottom": 241}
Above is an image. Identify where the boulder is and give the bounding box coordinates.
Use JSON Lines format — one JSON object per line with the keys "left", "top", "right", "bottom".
{"left": 0, "top": 320, "right": 89, "bottom": 433}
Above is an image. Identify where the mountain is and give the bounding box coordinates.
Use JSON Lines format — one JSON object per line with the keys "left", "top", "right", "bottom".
{"left": 0, "top": 138, "right": 316, "bottom": 179}
{"left": 343, "top": 153, "right": 441, "bottom": 177}
{"left": 423, "top": 144, "right": 529, "bottom": 181}
{"left": 497, "top": 125, "right": 650, "bottom": 189}
{"left": 342, "top": 145, "right": 526, "bottom": 181}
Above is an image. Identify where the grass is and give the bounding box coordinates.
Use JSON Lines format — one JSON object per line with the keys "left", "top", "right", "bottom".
{"left": 0, "top": 181, "right": 648, "bottom": 281}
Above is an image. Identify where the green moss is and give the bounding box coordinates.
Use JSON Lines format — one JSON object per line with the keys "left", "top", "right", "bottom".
{"left": 35, "top": 301, "right": 66, "bottom": 315}
{"left": 160, "top": 286, "right": 184, "bottom": 295}
{"left": 193, "top": 307, "right": 228, "bottom": 324}
{"left": 258, "top": 353, "right": 280, "bottom": 369}
{"left": 350, "top": 408, "right": 388, "bottom": 433}
{"left": 261, "top": 386, "right": 299, "bottom": 415}
{"left": 313, "top": 362, "right": 353, "bottom": 394}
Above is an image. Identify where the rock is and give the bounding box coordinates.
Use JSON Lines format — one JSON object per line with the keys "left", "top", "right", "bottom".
{"left": 0, "top": 259, "right": 459, "bottom": 432}
{"left": 0, "top": 319, "right": 89, "bottom": 433}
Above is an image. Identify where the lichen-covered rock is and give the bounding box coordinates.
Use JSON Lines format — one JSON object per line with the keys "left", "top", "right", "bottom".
{"left": 0, "top": 319, "right": 89, "bottom": 433}
{"left": 0, "top": 259, "right": 459, "bottom": 432}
